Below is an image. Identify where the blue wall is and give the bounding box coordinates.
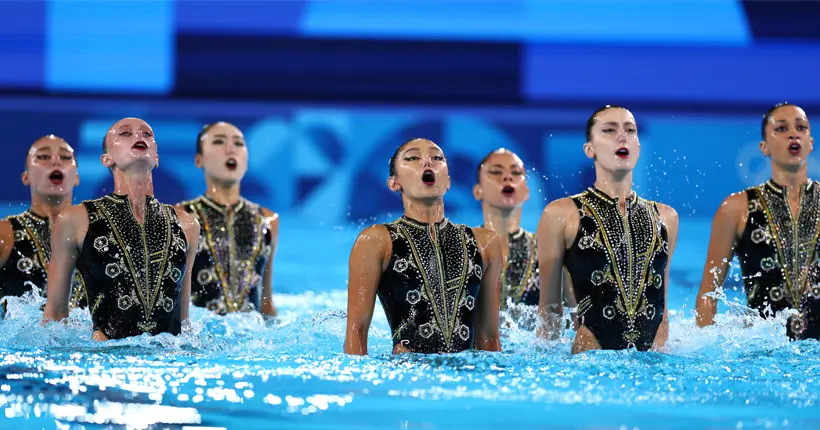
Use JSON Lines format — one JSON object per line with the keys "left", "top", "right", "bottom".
{"left": 2, "top": 0, "right": 820, "bottom": 105}
{"left": 0, "top": 0, "right": 818, "bottom": 225}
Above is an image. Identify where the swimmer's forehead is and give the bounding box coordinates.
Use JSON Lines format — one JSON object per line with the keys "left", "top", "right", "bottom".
{"left": 29, "top": 136, "right": 74, "bottom": 154}
{"left": 483, "top": 151, "right": 524, "bottom": 168}
{"left": 204, "top": 123, "right": 244, "bottom": 139}
{"left": 401, "top": 139, "right": 442, "bottom": 155}
{"left": 770, "top": 106, "right": 809, "bottom": 122}
{"left": 594, "top": 108, "right": 635, "bottom": 126}
{"left": 110, "top": 118, "right": 153, "bottom": 133}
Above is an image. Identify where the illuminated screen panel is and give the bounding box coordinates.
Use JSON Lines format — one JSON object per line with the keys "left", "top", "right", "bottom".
{"left": 0, "top": 0, "right": 818, "bottom": 105}
{"left": 300, "top": 0, "right": 751, "bottom": 44}
{"left": 44, "top": 0, "right": 174, "bottom": 93}
{"left": 523, "top": 42, "right": 820, "bottom": 104}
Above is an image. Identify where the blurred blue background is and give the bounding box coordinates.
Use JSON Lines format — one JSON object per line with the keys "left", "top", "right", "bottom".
{"left": 1, "top": 0, "right": 818, "bottom": 294}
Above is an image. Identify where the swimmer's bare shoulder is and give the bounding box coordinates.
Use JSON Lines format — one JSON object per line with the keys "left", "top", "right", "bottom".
{"left": 655, "top": 203, "right": 680, "bottom": 233}
{"left": 470, "top": 227, "right": 501, "bottom": 265}
{"left": 539, "top": 197, "right": 580, "bottom": 247}
{"left": 172, "top": 207, "right": 201, "bottom": 246}
{"left": 42, "top": 204, "right": 89, "bottom": 324}
{"left": 258, "top": 207, "right": 280, "bottom": 316}
{"left": 345, "top": 224, "right": 392, "bottom": 355}
{"left": 0, "top": 218, "right": 14, "bottom": 268}
{"left": 716, "top": 191, "right": 748, "bottom": 238}
{"left": 56, "top": 204, "right": 91, "bottom": 249}
{"left": 172, "top": 207, "right": 200, "bottom": 323}
{"left": 352, "top": 224, "right": 392, "bottom": 272}
{"left": 695, "top": 191, "right": 747, "bottom": 327}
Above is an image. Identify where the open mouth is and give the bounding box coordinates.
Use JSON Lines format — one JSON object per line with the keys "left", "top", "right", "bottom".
{"left": 132, "top": 142, "right": 148, "bottom": 151}
{"left": 421, "top": 170, "right": 436, "bottom": 186}
{"left": 789, "top": 143, "right": 802, "bottom": 156}
{"left": 502, "top": 185, "right": 516, "bottom": 197}
{"left": 226, "top": 158, "right": 238, "bottom": 171}
{"left": 49, "top": 170, "right": 64, "bottom": 185}
{"left": 615, "top": 147, "right": 630, "bottom": 159}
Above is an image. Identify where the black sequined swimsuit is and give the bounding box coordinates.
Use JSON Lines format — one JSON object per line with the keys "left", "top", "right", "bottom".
{"left": 377, "top": 216, "right": 484, "bottom": 353}
{"left": 564, "top": 187, "right": 669, "bottom": 351}
{"left": 499, "top": 228, "right": 539, "bottom": 309}
{"left": 178, "top": 196, "right": 272, "bottom": 314}
{"left": 0, "top": 210, "right": 85, "bottom": 307}
{"left": 737, "top": 180, "right": 820, "bottom": 340}
{"left": 76, "top": 194, "right": 188, "bottom": 339}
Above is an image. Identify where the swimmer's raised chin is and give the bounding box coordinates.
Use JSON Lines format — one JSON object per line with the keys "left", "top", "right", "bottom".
{"left": 92, "top": 330, "right": 110, "bottom": 341}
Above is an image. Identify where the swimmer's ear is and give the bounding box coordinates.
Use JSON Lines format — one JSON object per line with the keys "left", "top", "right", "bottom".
{"left": 583, "top": 141, "right": 595, "bottom": 159}
{"left": 194, "top": 153, "right": 203, "bottom": 168}
{"left": 74, "top": 171, "right": 80, "bottom": 187}
{"left": 759, "top": 140, "right": 770, "bottom": 158}
{"left": 100, "top": 153, "right": 115, "bottom": 169}
{"left": 20, "top": 171, "right": 29, "bottom": 186}
{"left": 387, "top": 176, "right": 402, "bottom": 193}
{"left": 472, "top": 183, "right": 483, "bottom": 201}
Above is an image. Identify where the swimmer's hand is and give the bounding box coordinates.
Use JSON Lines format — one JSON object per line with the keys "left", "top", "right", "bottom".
{"left": 536, "top": 305, "right": 563, "bottom": 340}
{"left": 392, "top": 342, "right": 412, "bottom": 355}
{"left": 92, "top": 330, "right": 110, "bottom": 341}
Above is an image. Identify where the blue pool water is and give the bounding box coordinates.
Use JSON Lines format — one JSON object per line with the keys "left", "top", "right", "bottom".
{"left": 1, "top": 215, "right": 819, "bottom": 429}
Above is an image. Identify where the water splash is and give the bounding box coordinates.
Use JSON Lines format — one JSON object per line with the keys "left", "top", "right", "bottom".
{"left": 0, "top": 289, "right": 818, "bottom": 429}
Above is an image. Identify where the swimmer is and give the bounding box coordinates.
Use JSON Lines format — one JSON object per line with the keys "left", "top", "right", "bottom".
{"left": 42, "top": 118, "right": 200, "bottom": 340}
{"left": 473, "top": 149, "right": 577, "bottom": 327}
{"left": 696, "top": 103, "right": 820, "bottom": 340}
{"left": 344, "top": 138, "right": 503, "bottom": 355}
{"left": 536, "top": 106, "right": 679, "bottom": 353}
{"left": 0, "top": 135, "right": 85, "bottom": 307}
{"left": 177, "top": 122, "right": 279, "bottom": 317}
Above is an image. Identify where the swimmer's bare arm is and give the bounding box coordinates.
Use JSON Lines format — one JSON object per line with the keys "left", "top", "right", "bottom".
{"left": 0, "top": 220, "right": 14, "bottom": 270}
{"left": 696, "top": 193, "right": 746, "bottom": 327}
{"left": 344, "top": 225, "right": 390, "bottom": 355}
{"left": 561, "top": 269, "right": 579, "bottom": 329}
{"left": 536, "top": 198, "right": 577, "bottom": 339}
{"left": 653, "top": 203, "right": 679, "bottom": 351}
{"left": 260, "top": 209, "right": 280, "bottom": 317}
{"left": 174, "top": 208, "right": 200, "bottom": 323}
{"left": 42, "top": 206, "right": 88, "bottom": 323}
{"left": 472, "top": 227, "right": 502, "bottom": 352}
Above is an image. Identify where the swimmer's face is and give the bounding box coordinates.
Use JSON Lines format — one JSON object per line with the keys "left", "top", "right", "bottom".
{"left": 101, "top": 118, "right": 158, "bottom": 171}
{"left": 388, "top": 139, "right": 451, "bottom": 199}
{"left": 584, "top": 108, "right": 639, "bottom": 174}
{"left": 761, "top": 105, "right": 813, "bottom": 169}
{"left": 22, "top": 136, "right": 79, "bottom": 198}
{"left": 474, "top": 150, "right": 529, "bottom": 209}
{"left": 196, "top": 122, "right": 248, "bottom": 183}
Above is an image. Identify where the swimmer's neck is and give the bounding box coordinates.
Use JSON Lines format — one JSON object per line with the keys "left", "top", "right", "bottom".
{"left": 771, "top": 168, "right": 809, "bottom": 197}
{"left": 205, "top": 179, "right": 242, "bottom": 206}
{"left": 482, "top": 204, "right": 521, "bottom": 234}
{"left": 593, "top": 174, "right": 633, "bottom": 203}
{"left": 112, "top": 170, "right": 153, "bottom": 200}
{"left": 403, "top": 198, "right": 445, "bottom": 224}
{"left": 112, "top": 170, "right": 154, "bottom": 222}
{"left": 28, "top": 192, "right": 73, "bottom": 222}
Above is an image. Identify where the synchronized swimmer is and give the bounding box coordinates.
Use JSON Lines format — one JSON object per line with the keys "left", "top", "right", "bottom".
{"left": 0, "top": 103, "right": 812, "bottom": 354}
